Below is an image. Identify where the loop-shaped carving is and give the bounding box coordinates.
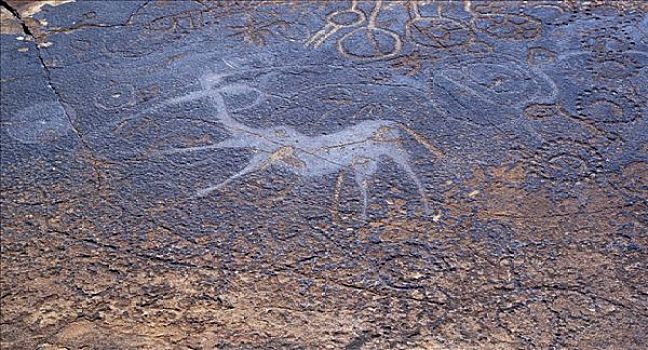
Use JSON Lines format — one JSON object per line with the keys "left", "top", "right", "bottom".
{"left": 5, "top": 102, "right": 72, "bottom": 145}
{"left": 337, "top": 27, "right": 403, "bottom": 62}
{"left": 471, "top": 13, "right": 542, "bottom": 40}
{"left": 431, "top": 54, "right": 557, "bottom": 109}
{"left": 405, "top": 17, "right": 472, "bottom": 48}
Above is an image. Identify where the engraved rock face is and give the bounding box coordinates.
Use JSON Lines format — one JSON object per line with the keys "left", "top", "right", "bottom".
{"left": 1, "top": 1, "right": 647, "bottom": 349}
{"left": 138, "top": 70, "right": 443, "bottom": 219}
{"left": 5, "top": 102, "right": 71, "bottom": 144}
{"left": 431, "top": 53, "right": 557, "bottom": 109}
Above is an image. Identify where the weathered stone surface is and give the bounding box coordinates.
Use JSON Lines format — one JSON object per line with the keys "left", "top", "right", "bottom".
{"left": 1, "top": 1, "right": 646, "bottom": 349}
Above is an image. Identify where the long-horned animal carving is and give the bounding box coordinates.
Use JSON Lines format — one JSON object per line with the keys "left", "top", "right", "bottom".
{"left": 142, "top": 72, "right": 444, "bottom": 219}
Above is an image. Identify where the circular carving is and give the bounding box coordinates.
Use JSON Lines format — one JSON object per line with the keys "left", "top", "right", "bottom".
{"left": 432, "top": 54, "right": 557, "bottom": 109}
{"left": 94, "top": 83, "right": 137, "bottom": 110}
{"left": 526, "top": 47, "right": 557, "bottom": 66}
{"left": 576, "top": 88, "right": 641, "bottom": 124}
{"left": 337, "top": 27, "right": 402, "bottom": 62}
{"left": 472, "top": 14, "right": 542, "bottom": 40}
{"left": 327, "top": 9, "right": 365, "bottom": 26}
{"left": 523, "top": 104, "right": 566, "bottom": 120}
{"left": 406, "top": 17, "right": 471, "bottom": 48}
{"left": 523, "top": 1, "right": 576, "bottom": 27}
{"left": 581, "top": 27, "right": 635, "bottom": 53}
{"left": 587, "top": 52, "right": 645, "bottom": 82}
{"left": 5, "top": 102, "right": 71, "bottom": 145}
{"left": 519, "top": 138, "right": 605, "bottom": 182}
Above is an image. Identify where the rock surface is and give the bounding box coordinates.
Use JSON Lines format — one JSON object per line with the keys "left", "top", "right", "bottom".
{"left": 1, "top": 1, "right": 647, "bottom": 349}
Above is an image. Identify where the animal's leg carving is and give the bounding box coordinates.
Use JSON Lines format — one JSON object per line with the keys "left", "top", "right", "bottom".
{"left": 387, "top": 149, "right": 430, "bottom": 215}
{"left": 194, "top": 152, "right": 270, "bottom": 198}
{"left": 351, "top": 157, "right": 378, "bottom": 220}
{"left": 332, "top": 170, "right": 346, "bottom": 224}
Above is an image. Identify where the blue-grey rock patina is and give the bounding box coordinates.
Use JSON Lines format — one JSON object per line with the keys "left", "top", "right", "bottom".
{"left": 1, "top": 1, "right": 646, "bottom": 348}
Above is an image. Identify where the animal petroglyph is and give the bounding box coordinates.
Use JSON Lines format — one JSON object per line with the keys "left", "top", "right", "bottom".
{"left": 141, "top": 71, "right": 444, "bottom": 219}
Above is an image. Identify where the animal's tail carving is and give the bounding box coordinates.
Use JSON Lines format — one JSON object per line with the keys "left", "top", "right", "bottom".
{"left": 396, "top": 123, "right": 445, "bottom": 159}
{"left": 378, "top": 105, "right": 445, "bottom": 159}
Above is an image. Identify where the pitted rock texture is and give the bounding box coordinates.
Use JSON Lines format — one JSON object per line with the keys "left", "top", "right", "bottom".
{"left": 1, "top": 1, "right": 647, "bottom": 349}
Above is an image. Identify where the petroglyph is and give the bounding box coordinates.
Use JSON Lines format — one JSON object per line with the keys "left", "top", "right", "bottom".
{"left": 405, "top": 1, "right": 472, "bottom": 49}
{"left": 140, "top": 71, "right": 444, "bottom": 219}
{"left": 94, "top": 83, "right": 136, "bottom": 110}
{"left": 305, "top": 0, "right": 365, "bottom": 48}
{"left": 4, "top": 102, "right": 71, "bottom": 144}
{"left": 576, "top": 87, "right": 642, "bottom": 124}
{"left": 432, "top": 54, "right": 558, "bottom": 109}
{"left": 307, "top": 0, "right": 402, "bottom": 62}
{"left": 4, "top": 2, "right": 648, "bottom": 349}
{"left": 526, "top": 47, "right": 558, "bottom": 66}
{"left": 471, "top": 13, "right": 542, "bottom": 40}
{"left": 337, "top": 0, "right": 402, "bottom": 62}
